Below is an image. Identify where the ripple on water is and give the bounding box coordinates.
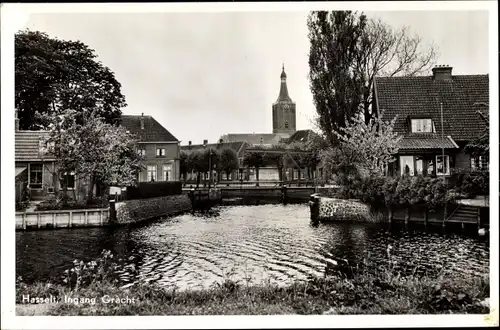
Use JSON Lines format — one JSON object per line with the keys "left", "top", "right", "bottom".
{"left": 16, "top": 204, "right": 489, "bottom": 289}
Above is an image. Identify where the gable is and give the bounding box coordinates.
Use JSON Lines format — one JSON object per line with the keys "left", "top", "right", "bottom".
{"left": 120, "top": 115, "right": 179, "bottom": 143}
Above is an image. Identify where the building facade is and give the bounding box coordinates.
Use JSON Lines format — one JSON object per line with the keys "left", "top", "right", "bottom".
{"left": 373, "top": 65, "right": 489, "bottom": 177}
{"left": 120, "top": 114, "right": 180, "bottom": 182}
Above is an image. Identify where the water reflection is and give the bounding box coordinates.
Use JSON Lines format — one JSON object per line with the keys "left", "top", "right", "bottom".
{"left": 16, "top": 204, "right": 489, "bottom": 290}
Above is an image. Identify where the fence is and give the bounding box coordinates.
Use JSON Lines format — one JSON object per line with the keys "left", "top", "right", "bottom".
{"left": 16, "top": 208, "right": 109, "bottom": 230}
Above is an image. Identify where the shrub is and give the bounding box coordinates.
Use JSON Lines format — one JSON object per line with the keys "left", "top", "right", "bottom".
{"left": 126, "top": 181, "right": 182, "bottom": 200}
{"left": 454, "top": 170, "right": 489, "bottom": 198}
{"left": 342, "top": 175, "right": 454, "bottom": 210}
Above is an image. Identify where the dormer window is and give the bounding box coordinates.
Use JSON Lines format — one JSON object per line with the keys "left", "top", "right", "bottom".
{"left": 411, "top": 119, "right": 435, "bottom": 133}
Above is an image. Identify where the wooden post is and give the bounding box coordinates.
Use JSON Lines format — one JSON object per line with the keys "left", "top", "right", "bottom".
{"left": 405, "top": 207, "right": 410, "bottom": 226}
{"left": 22, "top": 213, "right": 26, "bottom": 230}
{"left": 37, "top": 213, "right": 41, "bottom": 228}
{"left": 85, "top": 211, "right": 88, "bottom": 226}
{"left": 477, "top": 207, "right": 481, "bottom": 231}
{"left": 69, "top": 211, "right": 73, "bottom": 228}
{"left": 309, "top": 194, "right": 320, "bottom": 224}
{"left": 52, "top": 213, "right": 56, "bottom": 228}
{"left": 388, "top": 206, "right": 393, "bottom": 223}
{"left": 423, "top": 207, "right": 428, "bottom": 228}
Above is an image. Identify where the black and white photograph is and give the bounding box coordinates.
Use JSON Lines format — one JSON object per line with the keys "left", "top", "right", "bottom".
{"left": 1, "top": 1, "right": 498, "bottom": 328}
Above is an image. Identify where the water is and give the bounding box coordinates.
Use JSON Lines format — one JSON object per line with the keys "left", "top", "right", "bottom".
{"left": 16, "top": 204, "right": 489, "bottom": 290}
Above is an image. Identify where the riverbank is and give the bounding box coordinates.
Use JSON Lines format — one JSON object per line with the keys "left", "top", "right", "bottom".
{"left": 16, "top": 271, "right": 490, "bottom": 316}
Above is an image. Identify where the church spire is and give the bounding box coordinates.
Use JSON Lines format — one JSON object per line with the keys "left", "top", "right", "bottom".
{"left": 277, "top": 64, "right": 292, "bottom": 102}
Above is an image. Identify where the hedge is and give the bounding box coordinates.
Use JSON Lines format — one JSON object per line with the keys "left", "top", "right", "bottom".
{"left": 125, "top": 181, "right": 182, "bottom": 200}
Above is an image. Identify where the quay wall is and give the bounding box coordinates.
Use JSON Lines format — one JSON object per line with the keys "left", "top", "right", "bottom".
{"left": 114, "top": 194, "right": 191, "bottom": 224}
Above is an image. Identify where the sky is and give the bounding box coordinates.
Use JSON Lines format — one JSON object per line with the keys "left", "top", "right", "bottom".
{"left": 20, "top": 9, "right": 490, "bottom": 145}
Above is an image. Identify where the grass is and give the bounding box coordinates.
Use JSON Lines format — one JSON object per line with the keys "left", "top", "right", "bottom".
{"left": 16, "top": 268, "right": 490, "bottom": 315}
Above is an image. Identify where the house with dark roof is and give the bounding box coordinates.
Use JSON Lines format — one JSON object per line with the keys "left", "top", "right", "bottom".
{"left": 120, "top": 114, "right": 180, "bottom": 182}
{"left": 14, "top": 112, "right": 86, "bottom": 202}
{"left": 373, "top": 65, "right": 489, "bottom": 177}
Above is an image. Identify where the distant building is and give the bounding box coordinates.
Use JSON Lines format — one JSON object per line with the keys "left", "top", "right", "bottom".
{"left": 373, "top": 65, "right": 489, "bottom": 177}
{"left": 220, "top": 65, "right": 297, "bottom": 145}
{"left": 120, "top": 114, "right": 180, "bottom": 182}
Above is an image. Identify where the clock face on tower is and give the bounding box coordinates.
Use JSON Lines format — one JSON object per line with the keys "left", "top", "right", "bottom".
{"left": 283, "top": 104, "right": 290, "bottom": 111}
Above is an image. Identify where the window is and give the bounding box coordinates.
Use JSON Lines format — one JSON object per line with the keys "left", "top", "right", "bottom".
{"left": 427, "top": 159, "right": 435, "bottom": 175}
{"left": 156, "top": 148, "right": 166, "bottom": 157}
{"left": 415, "top": 156, "right": 424, "bottom": 176}
{"left": 29, "top": 164, "right": 43, "bottom": 189}
{"left": 436, "top": 155, "right": 450, "bottom": 176}
{"left": 61, "top": 171, "right": 75, "bottom": 189}
{"left": 147, "top": 165, "right": 157, "bottom": 182}
{"left": 411, "top": 119, "right": 434, "bottom": 133}
{"left": 137, "top": 149, "right": 146, "bottom": 157}
{"left": 285, "top": 120, "right": 289, "bottom": 129}
{"left": 471, "top": 155, "right": 489, "bottom": 171}
{"left": 400, "top": 156, "right": 415, "bottom": 176}
{"left": 162, "top": 164, "right": 172, "bottom": 181}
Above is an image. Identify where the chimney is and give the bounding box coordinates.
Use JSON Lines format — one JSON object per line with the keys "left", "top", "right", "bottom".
{"left": 203, "top": 139, "right": 208, "bottom": 146}
{"left": 15, "top": 109, "right": 19, "bottom": 131}
{"left": 432, "top": 65, "right": 453, "bottom": 81}
{"left": 140, "top": 113, "right": 144, "bottom": 130}
{"left": 188, "top": 141, "right": 192, "bottom": 146}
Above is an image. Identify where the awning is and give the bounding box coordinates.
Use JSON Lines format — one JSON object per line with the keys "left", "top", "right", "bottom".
{"left": 397, "top": 136, "right": 459, "bottom": 150}
{"left": 15, "top": 166, "right": 27, "bottom": 177}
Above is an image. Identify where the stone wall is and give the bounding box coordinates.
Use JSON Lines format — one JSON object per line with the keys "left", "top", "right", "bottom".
{"left": 317, "top": 197, "right": 371, "bottom": 222}
{"left": 115, "top": 194, "right": 191, "bottom": 224}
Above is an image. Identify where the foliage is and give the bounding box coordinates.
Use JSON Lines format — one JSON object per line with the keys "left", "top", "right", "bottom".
{"left": 35, "top": 196, "right": 108, "bottom": 211}
{"left": 179, "top": 150, "right": 189, "bottom": 182}
{"left": 15, "top": 30, "right": 126, "bottom": 130}
{"left": 307, "top": 12, "right": 438, "bottom": 137}
{"left": 320, "top": 111, "right": 401, "bottom": 181}
{"left": 125, "top": 181, "right": 182, "bottom": 200}
{"left": 42, "top": 109, "right": 144, "bottom": 200}
{"left": 308, "top": 11, "right": 368, "bottom": 146}
{"left": 356, "top": 19, "right": 438, "bottom": 123}
{"left": 218, "top": 148, "right": 239, "bottom": 179}
{"left": 16, "top": 201, "right": 30, "bottom": 212}
{"left": 243, "top": 152, "right": 265, "bottom": 169}
{"left": 453, "top": 170, "right": 489, "bottom": 198}
{"left": 339, "top": 175, "right": 454, "bottom": 211}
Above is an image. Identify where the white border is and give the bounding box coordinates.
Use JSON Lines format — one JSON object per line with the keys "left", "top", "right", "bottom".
{"left": 1, "top": 2, "right": 498, "bottom": 329}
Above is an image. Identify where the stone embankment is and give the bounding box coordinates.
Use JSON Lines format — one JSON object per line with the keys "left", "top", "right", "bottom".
{"left": 310, "top": 195, "right": 371, "bottom": 222}
{"left": 114, "top": 194, "right": 192, "bottom": 224}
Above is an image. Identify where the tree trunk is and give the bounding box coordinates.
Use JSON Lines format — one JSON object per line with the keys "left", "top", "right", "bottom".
{"left": 87, "top": 174, "right": 95, "bottom": 202}
{"left": 255, "top": 167, "right": 260, "bottom": 187}
{"left": 196, "top": 172, "right": 200, "bottom": 188}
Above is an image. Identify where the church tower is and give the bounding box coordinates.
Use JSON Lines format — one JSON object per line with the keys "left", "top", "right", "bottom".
{"left": 272, "top": 64, "right": 296, "bottom": 135}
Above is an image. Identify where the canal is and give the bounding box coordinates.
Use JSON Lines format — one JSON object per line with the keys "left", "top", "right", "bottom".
{"left": 16, "top": 203, "right": 489, "bottom": 290}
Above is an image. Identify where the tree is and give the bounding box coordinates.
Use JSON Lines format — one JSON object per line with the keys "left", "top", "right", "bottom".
{"left": 321, "top": 110, "right": 401, "bottom": 180}
{"left": 179, "top": 150, "right": 189, "bottom": 184}
{"left": 307, "top": 12, "right": 439, "bottom": 140}
{"left": 15, "top": 30, "right": 126, "bottom": 130}
{"left": 42, "top": 109, "right": 143, "bottom": 202}
{"left": 218, "top": 148, "right": 239, "bottom": 180}
{"left": 356, "top": 19, "right": 438, "bottom": 123}
{"left": 243, "top": 152, "right": 265, "bottom": 186}
{"left": 308, "top": 11, "right": 368, "bottom": 146}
